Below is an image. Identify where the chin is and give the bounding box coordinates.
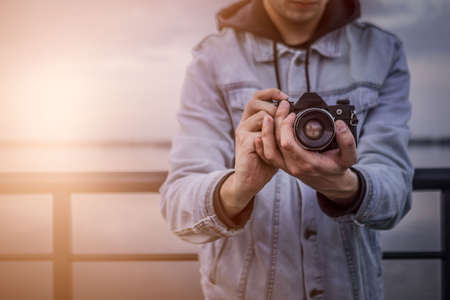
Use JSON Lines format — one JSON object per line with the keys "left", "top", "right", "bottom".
{"left": 275, "top": 0, "right": 327, "bottom": 24}
{"left": 283, "top": 10, "right": 320, "bottom": 23}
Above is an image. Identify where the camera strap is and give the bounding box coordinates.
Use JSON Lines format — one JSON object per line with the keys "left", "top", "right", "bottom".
{"left": 272, "top": 41, "right": 311, "bottom": 93}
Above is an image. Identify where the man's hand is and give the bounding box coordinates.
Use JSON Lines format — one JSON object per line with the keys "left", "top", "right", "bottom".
{"left": 219, "top": 88, "right": 288, "bottom": 218}
{"left": 254, "top": 100, "right": 360, "bottom": 207}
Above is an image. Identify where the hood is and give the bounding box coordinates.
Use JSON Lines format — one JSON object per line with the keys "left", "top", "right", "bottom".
{"left": 217, "top": 0, "right": 360, "bottom": 47}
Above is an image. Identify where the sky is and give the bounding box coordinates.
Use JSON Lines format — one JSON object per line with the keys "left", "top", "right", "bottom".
{"left": 0, "top": 0, "right": 449, "bottom": 142}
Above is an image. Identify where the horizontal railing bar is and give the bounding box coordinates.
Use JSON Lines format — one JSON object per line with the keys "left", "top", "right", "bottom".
{"left": 0, "top": 252, "right": 444, "bottom": 262}
{"left": 1, "top": 137, "right": 449, "bottom": 148}
{"left": 71, "top": 253, "right": 198, "bottom": 262}
{"left": 409, "top": 138, "right": 450, "bottom": 147}
{"left": 383, "top": 251, "right": 444, "bottom": 260}
{"left": 413, "top": 168, "right": 450, "bottom": 190}
{"left": 75, "top": 252, "right": 445, "bottom": 262}
{"left": 0, "top": 139, "right": 172, "bottom": 149}
{"left": 0, "top": 254, "right": 54, "bottom": 261}
{"left": 0, "top": 172, "right": 167, "bottom": 193}
{"left": 0, "top": 168, "right": 449, "bottom": 194}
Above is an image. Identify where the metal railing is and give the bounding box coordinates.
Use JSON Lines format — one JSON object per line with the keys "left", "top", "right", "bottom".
{"left": 0, "top": 168, "right": 449, "bottom": 300}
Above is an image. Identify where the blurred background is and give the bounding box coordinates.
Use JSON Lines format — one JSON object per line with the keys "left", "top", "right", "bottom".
{"left": 0, "top": 0, "right": 449, "bottom": 299}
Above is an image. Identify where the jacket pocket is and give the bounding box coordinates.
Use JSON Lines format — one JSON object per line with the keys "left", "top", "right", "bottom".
{"left": 321, "top": 85, "right": 379, "bottom": 112}
{"left": 222, "top": 82, "right": 262, "bottom": 131}
{"left": 322, "top": 87, "right": 380, "bottom": 140}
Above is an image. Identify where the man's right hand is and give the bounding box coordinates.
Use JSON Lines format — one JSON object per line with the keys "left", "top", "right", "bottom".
{"left": 219, "top": 88, "right": 288, "bottom": 218}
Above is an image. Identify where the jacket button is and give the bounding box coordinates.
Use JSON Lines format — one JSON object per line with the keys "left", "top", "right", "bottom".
{"left": 304, "top": 228, "right": 317, "bottom": 240}
{"left": 309, "top": 289, "right": 324, "bottom": 297}
{"left": 295, "top": 56, "right": 303, "bottom": 66}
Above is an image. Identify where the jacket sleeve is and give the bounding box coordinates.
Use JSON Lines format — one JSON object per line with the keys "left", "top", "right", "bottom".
{"left": 159, "top": 46, "right": 249, "bottom": 244}
{"left": 322, "top": 40, "right": 414, "bottom": 230}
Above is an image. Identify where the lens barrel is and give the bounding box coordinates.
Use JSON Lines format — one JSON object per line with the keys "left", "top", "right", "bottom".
{"left": 293, "top": 108, "right": 335, "bottom": 151}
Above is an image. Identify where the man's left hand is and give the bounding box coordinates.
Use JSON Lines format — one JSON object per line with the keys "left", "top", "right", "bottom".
{"left": 254, "top": 100, "right": 360, "bottom": 207}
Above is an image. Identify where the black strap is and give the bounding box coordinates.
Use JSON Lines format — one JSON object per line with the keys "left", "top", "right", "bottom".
{"left": 273, "top": 41, "right": 281, "bottom": 90}
{"left": 305, "top": 45, "right": 311, "bottom": 92}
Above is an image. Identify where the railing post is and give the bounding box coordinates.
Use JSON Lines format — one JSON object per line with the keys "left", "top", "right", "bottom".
{"left": 53, "top": 191, "right": 72, "bottom": 300}
{"left": 443, "top": 189, "right": 450, "bottom": 300}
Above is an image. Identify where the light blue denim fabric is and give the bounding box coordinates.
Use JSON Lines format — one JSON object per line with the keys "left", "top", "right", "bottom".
{"left": 160, "top": 21, "right": 414, "bottom": 300}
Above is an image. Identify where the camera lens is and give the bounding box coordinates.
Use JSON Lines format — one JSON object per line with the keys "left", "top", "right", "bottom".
{"left": 293, "top": 108, "right": 335, "bottom": 151}
{"left": 304, "top": 119, "right": 323, "bottom": 140}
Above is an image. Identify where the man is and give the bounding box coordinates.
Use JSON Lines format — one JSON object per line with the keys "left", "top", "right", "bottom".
{"left": 160, "top": 0, "right": 413, "bottom": 299}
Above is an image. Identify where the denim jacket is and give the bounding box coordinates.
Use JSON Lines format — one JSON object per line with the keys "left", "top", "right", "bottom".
{"left": 160, "top": 22, "right": 414, "bottom": 300}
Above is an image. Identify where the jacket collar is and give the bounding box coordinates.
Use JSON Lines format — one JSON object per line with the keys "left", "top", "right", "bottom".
{"left": 251, "top": 28, "right": 344, "bottom": 63}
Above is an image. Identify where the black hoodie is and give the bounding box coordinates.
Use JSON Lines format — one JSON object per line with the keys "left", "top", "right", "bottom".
{"left": 216, "top": 0, "right": 360, "bottom": 48}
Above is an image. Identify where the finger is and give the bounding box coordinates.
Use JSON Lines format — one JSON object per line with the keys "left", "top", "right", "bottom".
{"left": 261, "top": 115, "right": 285, "bottom": 168}
{"left": 253, "top": 88, "right": 288, "bottom": 101}
{"left": 279, "top": 113, "right": 301, "bottom": 155}
{"left": 321, "top": 148, "right": 340, "bottom": 162}
{"left": 278, "top": 113, "right": 321, "bottom": 176}
{"left": 237, "top": 131, "right": 261, "bottom": 151}
{"left": 242, "top": 99, "right": 278, "bottom": 120}
{"left": 279, "top": 113, "right": 315, "bottom": 163}
{"left": 334, "top": 120, "right": 357, "bottom": 167}
{"left": 274, "top": 100, "right": 291, "bottom": 145}
{"left": 242, "top": 88, "right": 289, "bottom": 120}
{"left": 254, "top": 135, "right": 267, "bottom": 162}
{"left": 239, "top": 110, "right": 268, "bottom": 132}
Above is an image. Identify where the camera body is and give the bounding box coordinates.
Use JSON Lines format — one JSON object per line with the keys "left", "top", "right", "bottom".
{"left": 280, "top": 92, "right": 358, "bottom": 152}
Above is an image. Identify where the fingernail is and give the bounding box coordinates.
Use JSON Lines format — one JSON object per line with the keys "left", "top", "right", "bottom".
{"left": 280, "top": 100, "right": 289, "bottom": 109}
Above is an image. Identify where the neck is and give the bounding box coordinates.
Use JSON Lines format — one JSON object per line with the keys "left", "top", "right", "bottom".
{"left": 263, "top": 0, "right": 323, "bottom": 45}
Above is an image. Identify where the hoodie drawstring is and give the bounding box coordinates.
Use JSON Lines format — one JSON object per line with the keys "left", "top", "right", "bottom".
{"left": 272, "top": 41, "right": 282, "bottom": 91}
{"left": 304, "top": 45, "right": 311, "bottom": 92}
{"left": 273, "top": 41, "right": 311, "bottom": 93}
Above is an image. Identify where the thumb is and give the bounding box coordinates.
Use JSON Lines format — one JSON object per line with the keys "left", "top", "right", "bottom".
{"left": 334, "top": 120, "right": 357, "bottom": 167}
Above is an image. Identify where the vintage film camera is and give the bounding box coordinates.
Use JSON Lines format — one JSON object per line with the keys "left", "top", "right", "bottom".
{"left": 276, "top": 92, "right": 358, "bottom": 152}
